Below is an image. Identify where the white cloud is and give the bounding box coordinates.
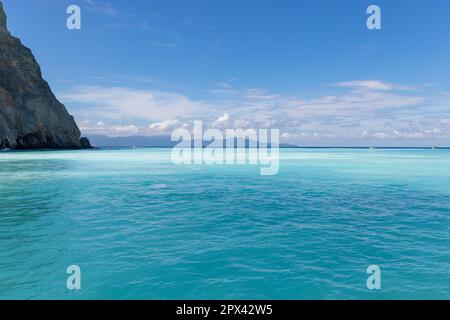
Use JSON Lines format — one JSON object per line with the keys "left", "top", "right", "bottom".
{"left": 216, "top": 82, "right": 233, "bottom": 90}
{"left": 281, "top": 90, "right": 425, "bottom": 119}
{"left": 149, "top": 119, "right": 182, "bottom": 132}
{"left": 393, "top": 130, "right": 425, "bottom": 139}
{"left": 233, "top": 118, "right": 251, "bottom": 128}
{"left": 110, "top": 125, "right": 140, "bottom": 133}
{"left": 151, "top": 41, "right": 178, "bottom": 48}
{"left": 245, "top": 89, "right": 280, "bottom": 100}
{"left": 373, "top": 132, "right": 387, "bottom": 139}
{"left": 78, "top": 121, "right": 142, "bottom": 136}
{"left": 61, "top": 86, "right": 210, "bottom": 122}
{"left": 85, "top": 0, "right": 119, "bottom": 17}
{"left": 334, "top": 80, "right": 393, "bottom": 91}
{"left": 212, "top": 113, "right": 231, "bottom": 128}
{"left": 333, "top": 80, "right": 416, "bottom": 91}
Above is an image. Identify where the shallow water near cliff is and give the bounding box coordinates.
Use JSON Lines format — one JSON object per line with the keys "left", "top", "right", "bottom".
{"left": 0, "top": 148, "right": 449, "bottom": 299}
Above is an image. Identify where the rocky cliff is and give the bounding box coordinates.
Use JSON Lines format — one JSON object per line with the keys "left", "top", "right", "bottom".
{"left": 0, "top": 1, "right": 91, "bottom": 149}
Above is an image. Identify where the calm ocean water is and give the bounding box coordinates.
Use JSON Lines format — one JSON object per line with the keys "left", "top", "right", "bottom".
{"left": 0, "top": 148, "right": 449, "bottom": 300}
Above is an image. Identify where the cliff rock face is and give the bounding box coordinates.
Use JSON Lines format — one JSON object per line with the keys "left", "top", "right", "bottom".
{"left": 0, "top": 2, "right": 91, "bottom": 149}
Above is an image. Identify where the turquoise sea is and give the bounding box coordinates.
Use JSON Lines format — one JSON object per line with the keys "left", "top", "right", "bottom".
{"left": 0, "top": 148, "right": 449, "bottom": 300}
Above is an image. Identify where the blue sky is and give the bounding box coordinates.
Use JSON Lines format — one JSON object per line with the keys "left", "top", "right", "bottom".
{"left": 3, "top": 0, "right": 450, "bottom": 146}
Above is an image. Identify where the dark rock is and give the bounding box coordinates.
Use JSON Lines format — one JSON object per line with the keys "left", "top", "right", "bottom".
{"left": 0, "top": 1, "right": 92, "bottom": 149}
{"left": 80, "top": 137, "right": 92, "bottom": 148}
{"left": 0, "top": 2, "right": 6, "bottom": 31}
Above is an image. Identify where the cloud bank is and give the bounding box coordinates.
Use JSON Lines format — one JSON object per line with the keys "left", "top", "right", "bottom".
{"left": 60, "top": 80, "right": 450, "bottom": 145}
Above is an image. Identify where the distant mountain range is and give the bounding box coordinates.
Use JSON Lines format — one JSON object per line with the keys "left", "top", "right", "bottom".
{"left": 87, "top": 135, "right": 298, "bottom": 148}
{"left": 87, "top": 135, "right": 174, "bottom": 147}
{"left": 86, "top": 135, "right": 450, "bottom": 149}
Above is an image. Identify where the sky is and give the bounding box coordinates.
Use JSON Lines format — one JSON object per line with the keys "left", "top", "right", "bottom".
{"left": 2, "top": 0, "right": 450, "bottom": 146}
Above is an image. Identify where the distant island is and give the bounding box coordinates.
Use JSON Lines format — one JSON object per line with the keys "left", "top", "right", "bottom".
{"left": 0, "top": 1, "right": 91, "bottom": 149}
